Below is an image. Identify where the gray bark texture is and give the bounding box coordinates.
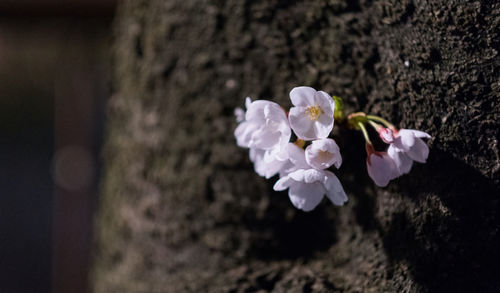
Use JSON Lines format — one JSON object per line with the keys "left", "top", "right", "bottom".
{"left": 91, "top": 0, "right": 500, "bottom": 292}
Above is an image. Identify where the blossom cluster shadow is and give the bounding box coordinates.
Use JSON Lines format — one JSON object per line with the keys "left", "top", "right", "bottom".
{"left": 242, "top": 181, "right": 340, "bottom": 260}
{"left": 376, "top": 149, "right": 499, "bottom": 292}
{"left": 335, "top": 127, "right": 499, "bottom": 291}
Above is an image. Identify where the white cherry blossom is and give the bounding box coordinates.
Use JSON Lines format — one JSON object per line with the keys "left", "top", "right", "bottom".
{"left": 305, "top": 138, "right": 342, "bottom": 170}
{"left": 389, "top": 129, "right": 431, "bottom": 163}
{"left": 273, "top": 168, "right": 348, "bottom": 211}
{"left": 288, "top": 86, "right": 335, "bottom": 140}
{"left": 378, "top": 127, "right": 431, "bottom": 176}
{"left": 234, "top": 97, "right": 291, "bottom": 160}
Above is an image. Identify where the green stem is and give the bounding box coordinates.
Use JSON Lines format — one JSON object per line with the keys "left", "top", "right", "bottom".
{"left": 367, "top": 120, "right": 382, "bottom": 131}
{"left": 346, "top": 112, "right": 367, "bottom": 130}
{"left": 366, "top": 115, "right": 395, "bottom": 129}
{"left": 358, "top": 122, "right": 372, "bottom": 145}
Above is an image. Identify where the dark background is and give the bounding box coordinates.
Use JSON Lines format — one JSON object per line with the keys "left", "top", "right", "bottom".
{"left": 0, "top": 1, "right": 115, "bottom": 292}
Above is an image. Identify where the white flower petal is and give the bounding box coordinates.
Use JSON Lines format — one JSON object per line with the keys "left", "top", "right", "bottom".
{"left": 273, "top": 175, "right": 293, "bottom": 191}
{"left": 288, "top": 168, "right": 324, "bottom": 183}
{"left": 288, "top": 182, "right": 325, "bottom": 212}
{"left": 244, "top": 100, "right": 267, "bottom": 123}
{"left": 270, "top": 143, "right": 289, "bottom": 162}
{"left": 289, "top": 107, "right": 316, "bottom": 140}
{"left": 279, "top": 161, "right": 296, "bottom": 178}
{"left": 318, "top": 112, "right": 334, "bottom": 127}
{"left": 388, "top": 145, "right": 413, "bottom": 175}
{"left": 263, "top": 163, "right": 285, "bottom": 178}
{"left": 324, "top": 171, "right": 348, "bottom": 206}
{"left": 263, "top": 103, "right": 286, "bottom": 122}
{"left": 315, "top": 91, "right": 335, "bottom": 116}
{"left": 303, "top": 169, "right": 325, "bottom": 183}
{"left": 313, "top": 114, "right": 334, "bottom": 139}
{"left": 287, "top": 143, "right": 309, "bottom": 169}
{"left": 250, "top": 148, "right": 286, "bottom": 179}
{"left": 245, "top": 97, "right": 252, "bottom": 109}
{"left": 248, "top": 147, "right": 260, "bottom": 161}
{"left": 263, "top": 148, "right": 278, "bottom": 163}
{"left": 290, "top": 86, "right": 316, "bottom": 106}
{"left": 234, "top": 122, "right": 257, "bottom": 148}
{"left": 280, "top": 144, "right": 309, "bottom": 177}
{"left": 288, "top": 169, "right": 306, "bottom": 182}
{"left": 277, "top": 120, "right": 292, "bottom": 139}
{"left": 249, "top": 128, "right": 280, "bottom": 149}
{"left": 392, "top": 137, "right": 409, "bottom": 151}
{"left": 405, "top": 137, "right": 429, "bottom": 163}
{"left": 409, "top": 129, "right": 431, "bottom": 139}
{"left": 398, "top": 129, "right": 416, "bottom": 149}
{"left": 367, "top": 153, "right": 397, "bottom": 187}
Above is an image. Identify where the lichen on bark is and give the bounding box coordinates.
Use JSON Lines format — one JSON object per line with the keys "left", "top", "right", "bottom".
{"left": 92, "top": 0, "right": 500, "bottom": 292}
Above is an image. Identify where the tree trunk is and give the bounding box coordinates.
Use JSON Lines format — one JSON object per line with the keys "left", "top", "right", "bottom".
{"left": 91, "top": 0, "right": 499, "bottom": 292}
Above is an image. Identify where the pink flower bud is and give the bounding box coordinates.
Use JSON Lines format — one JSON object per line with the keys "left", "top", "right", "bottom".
{"left": 378, "top": 127, "right": 395, "bottom": 144}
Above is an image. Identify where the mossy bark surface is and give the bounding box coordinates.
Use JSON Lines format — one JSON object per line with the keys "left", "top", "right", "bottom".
{"left": 92, "top": 1, "right": 499, "bottom": 292}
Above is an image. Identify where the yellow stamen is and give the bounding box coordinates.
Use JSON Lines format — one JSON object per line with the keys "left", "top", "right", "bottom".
{"left": 294, "top": 139, "right": 305, "bottom": 148}
{"left": 305, "top": 105, "right": 323, "bottom": 121}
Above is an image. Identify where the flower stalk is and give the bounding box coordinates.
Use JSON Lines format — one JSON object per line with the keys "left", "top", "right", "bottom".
{"left": 358, "top": 121, "right": 372, "bottom": 145}
{"left": 366, "top": 115, "right": 395, "bottom": 130}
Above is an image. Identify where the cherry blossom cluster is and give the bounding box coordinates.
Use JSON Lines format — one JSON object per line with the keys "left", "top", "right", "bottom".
{"left": 234, "top": 86, "right": 430, "bottom": 211}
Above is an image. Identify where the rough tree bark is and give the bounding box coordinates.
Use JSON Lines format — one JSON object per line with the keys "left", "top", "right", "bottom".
{"left": 91, "top": 0, "right": 499, "bottom": 292}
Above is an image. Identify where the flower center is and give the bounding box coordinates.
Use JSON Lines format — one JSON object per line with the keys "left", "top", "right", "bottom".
{"left": 305, "top": 105, "right": 323, "bottom": 121}
{"left": 318, "top": 150, "right": 332, "bottom": 160}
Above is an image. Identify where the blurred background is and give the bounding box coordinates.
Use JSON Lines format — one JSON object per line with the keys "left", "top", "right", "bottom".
{"left": 0, "top": 1, "right": 116, "bottom": 292}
